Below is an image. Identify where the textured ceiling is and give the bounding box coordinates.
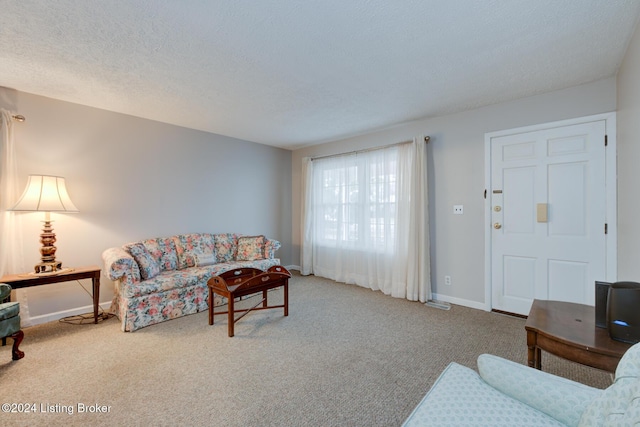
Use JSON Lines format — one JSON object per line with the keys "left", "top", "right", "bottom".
{"left": 1, "top": 1, "right": 639, "bottom": 150}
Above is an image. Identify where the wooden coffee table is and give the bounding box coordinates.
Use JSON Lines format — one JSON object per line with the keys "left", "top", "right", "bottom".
{"left": 207, "top": 266, "right": 290, "bottom": 337}
{"left": 525, "top": 299, "right": 631, "bottom": 373}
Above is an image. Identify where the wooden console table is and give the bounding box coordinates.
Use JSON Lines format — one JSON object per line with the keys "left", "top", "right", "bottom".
{"left": 207, "top": 266, "right": 290, "bottom": 337}
{"left": 525, "top": 299, "right": 631, "bottom": 373}
{"left": 0, "top": 266, "right": 102, "bottom": 324}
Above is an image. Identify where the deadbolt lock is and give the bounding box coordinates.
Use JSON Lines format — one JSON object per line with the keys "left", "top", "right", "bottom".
{"left": 494, "top": 223, "right": 502, "bottom": 229}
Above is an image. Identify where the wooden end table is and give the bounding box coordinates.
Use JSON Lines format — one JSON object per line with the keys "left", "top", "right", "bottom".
{"left": 0, "top": 266, "right": 102, "bottom": 324}
{"left": 525, "top": 299, "right": 632, "bottom": 373}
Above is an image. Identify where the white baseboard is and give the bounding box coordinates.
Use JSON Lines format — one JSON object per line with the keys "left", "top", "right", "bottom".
{"left": 287, "top": 271, "right": 487, "bottom": 310}
{"left": 287, "top": 271, "right": 487, "bottom": 311}
{"left": 431, "top": 293, "right": 488, "bottom": 311}
{"left": 22, "top": 301, "right": 113, "bottom": 327}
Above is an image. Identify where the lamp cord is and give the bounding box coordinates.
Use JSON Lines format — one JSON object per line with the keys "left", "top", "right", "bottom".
{"left": 58, "top": 279, "right": 115, "bottom": 325}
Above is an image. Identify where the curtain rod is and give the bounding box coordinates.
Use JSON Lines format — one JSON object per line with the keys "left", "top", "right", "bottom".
{"left": 311, "top": 135, "right": 429, "bottom": 161}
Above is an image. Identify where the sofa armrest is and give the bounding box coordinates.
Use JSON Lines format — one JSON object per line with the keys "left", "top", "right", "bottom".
{"left": 478, "top": 354, "right": 601, "bottom": 427}
{"left": 102, "top": 247, "right": 141, "bottom": 284}
{"left": 265, "top": 238, "right": 281, "bottom": 259}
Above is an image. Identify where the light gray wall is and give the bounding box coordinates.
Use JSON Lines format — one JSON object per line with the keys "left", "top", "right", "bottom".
{"left": 617, "top": 21, "right": 640, "bottom": 280}
{"left": 0, "top": 88, "right": 292, "bottom": 325}
{"left": 292, "top": 78, "right": 617, "bottom": 307}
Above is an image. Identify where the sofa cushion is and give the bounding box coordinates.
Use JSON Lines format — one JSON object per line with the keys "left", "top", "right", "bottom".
{"left": 125, "top": 270, "right": 205, "bottom": 298}
{"left": 173, "top": 233, "right": 215, "bottom": 269}
{"left": 236, "top": 235, "right": 266, "bottom": 261}
{"left": 122, "top": 258, "right": 282, "bottom": 298}
{"left": 579, "top": 343, "right": 640, "bottom": 426}
{"left": 191, "top": 259, "right": 281, "bottom": 279}
{"left": 195, "top": 253, "right": 216, "bottom": 266}
{"left": 126, "top": 243, "right": 161, "bottom": 280}
{"left": 214, "top": 233, "right": 238, "bottom": 263}
{"left": 478, "top": 354, "right": 600, "bottom": 426}
{"left": 141, "top": 237, "right": 178, "bottom": 271}
{"left": 402, "top": 362, "right": 565, "bottom": 426}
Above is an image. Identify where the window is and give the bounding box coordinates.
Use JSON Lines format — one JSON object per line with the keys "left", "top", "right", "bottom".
{"left": 311, "top": 147, "right": 399, "bottom": 252}
{"left": 301, "top": 136, "right": 430, "bottom": 301}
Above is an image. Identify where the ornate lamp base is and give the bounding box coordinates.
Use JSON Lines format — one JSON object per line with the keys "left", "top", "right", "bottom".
{"left": 35, "top": 219, "right": 63, "bottom": 274}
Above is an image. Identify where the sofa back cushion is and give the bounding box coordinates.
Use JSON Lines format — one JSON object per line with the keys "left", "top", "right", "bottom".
{"left": 173, "top": 233, "right": 216, "bottom": 269}
{"left": 139, "top": 237, "right": 178, "bottom": 272}
{"left": 126, "top": 243, "right": 161, "bottom": 280}
{"left": 236, "top": 235, "right": 266, "bottom": 261}
{"left": 214, "top": 233, "right": 238, "bottom": 263}
{"left": 579, "top": 342, "right": 640, "bottom": 426}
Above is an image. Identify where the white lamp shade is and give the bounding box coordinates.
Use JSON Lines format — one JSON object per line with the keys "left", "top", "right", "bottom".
{"left": 10, "top": 175, "right": 79, "bottom": 212}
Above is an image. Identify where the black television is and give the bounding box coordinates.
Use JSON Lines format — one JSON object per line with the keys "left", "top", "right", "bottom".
{"left": 595, "top": 281, "right": 640, "bottom": 344}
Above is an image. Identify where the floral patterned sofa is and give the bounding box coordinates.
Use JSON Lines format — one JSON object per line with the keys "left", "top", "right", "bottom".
{"left": 102, "top": 233, "right": 281, "bottom": 332}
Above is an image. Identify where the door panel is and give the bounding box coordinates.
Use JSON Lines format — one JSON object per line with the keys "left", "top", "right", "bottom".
{"left": 548, "top": 162, "right": 587, "bottom": 237}
{"left": 503, "top": 167, "right": 536, "bottom": 234}
{"left": 548, "top": 259, "right": 588, "bottom": 303}
{"left": 491, "top": 120, "right": 606, "bottom": 315}
{"left": 503, "top": 256, "right": 536, "bottom": 299}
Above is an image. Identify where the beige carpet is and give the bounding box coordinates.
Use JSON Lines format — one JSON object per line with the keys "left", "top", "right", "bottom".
{"left": 0, "top": 272, "right": 612, "bottom": 426}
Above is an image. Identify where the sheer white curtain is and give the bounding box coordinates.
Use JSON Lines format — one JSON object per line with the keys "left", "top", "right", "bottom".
{"left": 0, "top": 109, "right": 24, "bottom": 277}
{"left": 404, "top": 136, "right": 430, "bottom": 302}
{"left": 301, "top": 136, "right": 430, "bottom": 302}
{"left": 300, "top": 157, "right": 314, "bottom": 276}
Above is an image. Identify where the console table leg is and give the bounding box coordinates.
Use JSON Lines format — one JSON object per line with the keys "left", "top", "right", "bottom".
{"left": 526, "top": 330, "right": 538, "bottom": 369}
{"left": 527, "top": 344, "right": 536, "bottom": 368}
{"left": 93, "top": 274, "right": 100, "bottom": 324}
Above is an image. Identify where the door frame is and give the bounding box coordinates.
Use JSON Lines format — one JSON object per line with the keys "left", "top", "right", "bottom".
{"left": 483, "top": 112, "right": 617, "bottom": 312}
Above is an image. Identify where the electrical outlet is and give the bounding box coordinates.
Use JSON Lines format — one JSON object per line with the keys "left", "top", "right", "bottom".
{"left": 453, "top": 205, "right": 463, "bottom": 215}
{"left": 444, "top": 275, "right": 452, "bottom": 286}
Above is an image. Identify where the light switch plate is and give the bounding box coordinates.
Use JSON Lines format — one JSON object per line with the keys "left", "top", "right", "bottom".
{"left": 453, "top": 205, "right": 463, "bottom": 215}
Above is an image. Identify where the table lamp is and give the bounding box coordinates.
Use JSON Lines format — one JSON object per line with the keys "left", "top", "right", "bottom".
{"left": 9, "top": 175, "right": 79, "bottom": 274}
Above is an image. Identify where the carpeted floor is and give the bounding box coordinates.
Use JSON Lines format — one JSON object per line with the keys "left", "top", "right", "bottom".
{"left": 0, "top": 272, "right": 612, "bottom": 426}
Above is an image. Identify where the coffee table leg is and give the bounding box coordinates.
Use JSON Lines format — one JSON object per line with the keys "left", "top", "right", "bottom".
{"left": 284, "top": 282, "right": 288, "bottom": 317}
{"left": 228, "top": 297, "right": 235, "bottom": 337}
{"left": 208, "top": 290, "right": 214, "bottom": 325}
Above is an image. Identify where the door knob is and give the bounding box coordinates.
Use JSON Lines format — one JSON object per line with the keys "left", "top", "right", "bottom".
{"left": 494, "top": 223, "right": 502, "bottom": 229}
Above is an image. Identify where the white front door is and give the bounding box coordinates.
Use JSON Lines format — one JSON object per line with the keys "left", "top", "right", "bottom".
{"left": 488, "top": 118, "right": 611, "bottom": 315}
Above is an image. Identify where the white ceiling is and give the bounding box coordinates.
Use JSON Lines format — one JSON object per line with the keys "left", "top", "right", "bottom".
{"left": 1, "top": 1, "right": 639, "bottom": 150}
